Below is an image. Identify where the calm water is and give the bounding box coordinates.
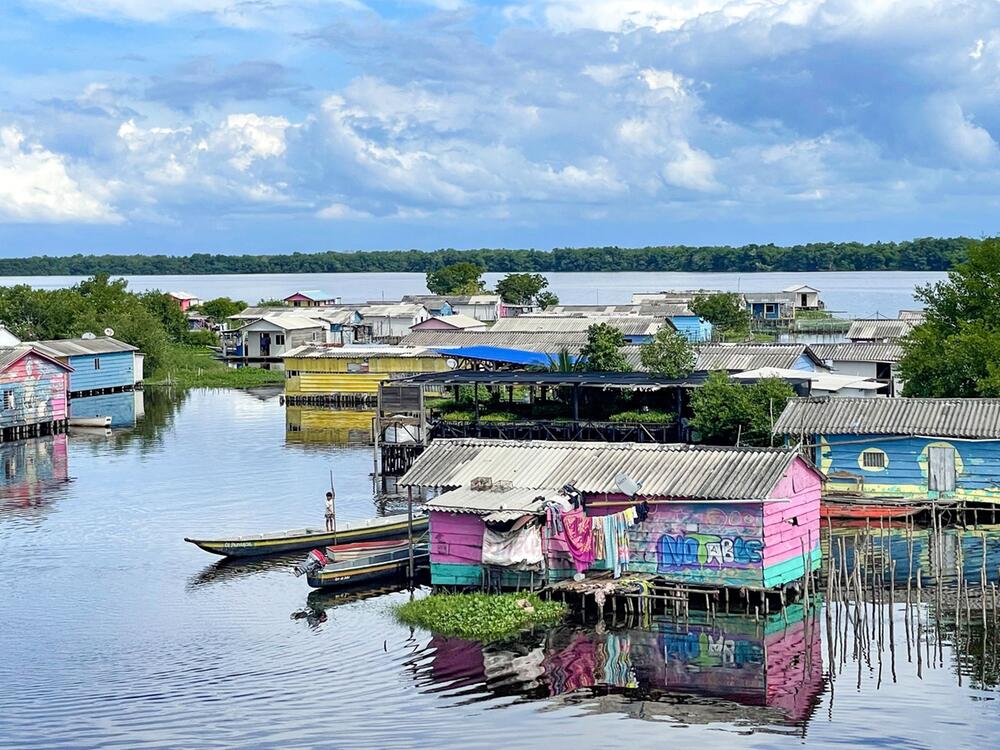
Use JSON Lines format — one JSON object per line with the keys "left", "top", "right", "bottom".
{"left": 2, "top": 389, "right": 998, "bottom": 750}
{"left": 0, "top": 271, "right": 944, "bottom": 319}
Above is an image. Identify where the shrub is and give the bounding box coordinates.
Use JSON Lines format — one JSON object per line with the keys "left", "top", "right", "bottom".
{"left": 608, "top": 409, "right": 675, "bottom": 424}
{"left": 396, "top": 593, "right": 566, "bottom": 642}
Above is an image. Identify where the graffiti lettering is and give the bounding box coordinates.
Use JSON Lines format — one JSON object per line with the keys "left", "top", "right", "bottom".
{"left": 657, "top": 533, "right": 763, "bottom": 571}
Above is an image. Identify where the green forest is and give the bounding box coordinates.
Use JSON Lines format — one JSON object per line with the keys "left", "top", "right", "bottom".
{"left": 0, "top": 236, "right": 973, "bottom": 276}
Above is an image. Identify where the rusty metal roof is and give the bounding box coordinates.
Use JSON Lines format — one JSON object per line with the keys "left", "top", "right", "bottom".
{"left": 401, "top": 439, "right": 809, "bottom": 500}
{"left": 846, "top": 318, "right": 915, "bottom": 341}
{"left": 773, "top": 397, "right": 1000, "bottom": 438}
{"left": 810, "top": 342, "right": 904, "bottom": 363}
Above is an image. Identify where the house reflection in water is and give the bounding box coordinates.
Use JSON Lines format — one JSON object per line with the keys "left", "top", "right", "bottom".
{"left": 285, "top": 406, "right": 374, "bottom": 446}
{"left": 415, "top": 605, "right": 824, "bottom": 729}
{"left": 70, "top": 390, "right": 145, "bottom": 428}
{"left": 0, "top": 433, "right": 70, "bottom": 507}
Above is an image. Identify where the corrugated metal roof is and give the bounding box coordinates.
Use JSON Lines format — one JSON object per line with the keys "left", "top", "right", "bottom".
{"left": 33, "top": 337, "right": 138, "bottom": 356}
{"left": 773, "top": 397, "right": 1000, "bottom": 438}
{"left": 0, "top": 345, "right": 74, "bottom": 372}
{"left": 449, "top": 294, "right": 501, "bottom": 305}
{"left": 694, "top": 344, "right": 822, "bottom": 372}
{"left": 431, "top": 346, "right": 561, "bottom": 367}
{"left": 846, "top": 319, "right": 915, "bottom": 341}
{"left": 400, "top": 329, "right": 590, "bottom": 352}
{"left": 237, "top": 315, "right": 326, "bottom": 332}
{"left": 810, "top": 343, "right": 904, "bottom": 363}
{"left": 415, "top": 314, "right": 485, "bottom": 330}
{"left": 426, "top": 486, "right": 556, "bottom": 517}
{"left": 898, "top": 310, "right": 927, "bottom": 321}
{"left": 360, "top": 303, "right": 428, "bottom": 318}
{"left": 283, "top": 344, "right": 440, "bottom": 359}
{"left": 492, "top": 315, "right": 663, "bottom": 336}
{"left": 168, "top": 291, "right": 199, "bottom": 300}
{"left": 230, "top": 306, "right": 360, "bottom": 324}
{"left": 284, "top": 290, "right": 336, "bottom": 300}
{"left": 543, "top": 305, "right": 641, "bottom": 315}
{"left": 743, "top": 292, "right": 794, "bottom": 303}
{"left": 401, "top": 439, "right": 808, "bottom": 500}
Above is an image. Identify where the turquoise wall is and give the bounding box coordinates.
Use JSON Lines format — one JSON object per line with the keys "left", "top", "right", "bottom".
{"left": 66, "top": 351, "right": 134, "bottom": 393}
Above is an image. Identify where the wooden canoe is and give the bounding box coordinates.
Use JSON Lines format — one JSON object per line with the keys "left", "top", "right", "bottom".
{"left": 69, "top": 416, "right": 112, "bottom": 428}
{"left": 306, "top": 544, "right": 429, "bottom": 589}
{"left": 184, "top": 513, "right": 428, "bottom": 557}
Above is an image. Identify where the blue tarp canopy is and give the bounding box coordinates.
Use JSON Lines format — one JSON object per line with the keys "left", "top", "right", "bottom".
{"left": 432, "top": 346, "right": 572, "bottom": 367}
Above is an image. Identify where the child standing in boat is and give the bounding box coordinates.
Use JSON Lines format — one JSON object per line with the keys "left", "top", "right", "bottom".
{"left": 325, "top": 491, "right": 335, "bottom": 532}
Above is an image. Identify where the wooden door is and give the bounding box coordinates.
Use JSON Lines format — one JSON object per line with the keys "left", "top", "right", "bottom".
{"left": 928, "top": 446, "right": 956, "bottom": 493}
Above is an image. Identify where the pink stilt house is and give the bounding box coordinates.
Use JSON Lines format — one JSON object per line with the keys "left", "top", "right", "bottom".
{"left": 401, "top": 440, "right": 823, "bottom": 593}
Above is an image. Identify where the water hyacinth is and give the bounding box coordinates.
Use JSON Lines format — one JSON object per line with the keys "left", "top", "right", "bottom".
{"left": 396, "top": 593, "right": 566, "bottom": 643}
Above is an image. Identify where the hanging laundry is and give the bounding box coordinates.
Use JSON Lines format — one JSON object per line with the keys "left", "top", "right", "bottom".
{"left": 592, "top": 516, "right": 606, "bottom": 560}
{"left": 560, "top": 507, "right": 595, "bottom": 573}
{"left": 482, "top": 524, "right": 543, "bottom": 568}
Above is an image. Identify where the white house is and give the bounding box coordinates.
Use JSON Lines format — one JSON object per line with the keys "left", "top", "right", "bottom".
{"left": 237, "top": 315, "right": 326, "bottom": 359}
{"left": 448, "top": 294, "right": 502, "bottom": 323}
{"left": 783, "top": 285, "right": 822, "bottom": 310}
{"left": 360, "top": 303, "right": 430, "bottom": 341}
{"left": 810, "top": 342, "right": 904, "bottom": 396}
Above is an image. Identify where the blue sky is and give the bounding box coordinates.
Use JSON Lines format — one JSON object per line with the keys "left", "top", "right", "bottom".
{"left": 1, "top": 0, "right": 999, "bottom": 256}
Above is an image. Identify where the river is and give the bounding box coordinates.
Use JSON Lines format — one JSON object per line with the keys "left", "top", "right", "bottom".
{"left": 0, "top": 271, "right": 945, "bottom": 319}
{"left": 1, "top": 388, "right": 997, "bottom": 750}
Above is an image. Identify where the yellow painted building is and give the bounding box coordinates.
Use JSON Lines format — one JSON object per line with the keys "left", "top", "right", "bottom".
{"left": 283, "top": 345, "right": 451, "bottom": 397}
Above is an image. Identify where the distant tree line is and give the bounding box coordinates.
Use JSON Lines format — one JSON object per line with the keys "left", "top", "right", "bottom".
{"left": 0, "top": 237, "right": 974, "bottom": 276}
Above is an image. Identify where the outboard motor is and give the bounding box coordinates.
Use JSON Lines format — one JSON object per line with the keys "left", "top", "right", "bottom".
{"left": 293, "top": 548, "right": 329, "bottom": 578}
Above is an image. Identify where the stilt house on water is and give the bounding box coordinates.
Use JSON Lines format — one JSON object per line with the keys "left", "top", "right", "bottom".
{"left": 0, "top": 346, "right": 72, "bottom": 442}
{"left": 774, "top": 397, "right": 1000, "bottom": 504}
{"left": 400, "top": 439, "right": 823, "bottom": 592}
{"left": 33, "top": 337, "right": 142, "bottom": 397}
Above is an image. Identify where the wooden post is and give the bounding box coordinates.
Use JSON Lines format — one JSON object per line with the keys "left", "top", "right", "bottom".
{"left": 407, "top": 485, "right": 415, "bottom": 580}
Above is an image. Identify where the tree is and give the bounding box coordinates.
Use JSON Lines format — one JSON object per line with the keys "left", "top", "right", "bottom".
{"left": 426, "top": 262, "right": 485, "bottom": 295}
{"left": 138, "top": 290, "right": 189, "bottom": 342}
{"left": 545, "top": 349, "right": 581, "bottom": 373}
{"left": 690, "top": 292, "right": 751, "bottom": 338}
{"left": 899, "top": 238, "right": 1000, "bottom": 397}
{"left": 200, "top": 297, "right": 247, "bottom": 323}
{"left": 536, "top": 291, "right": 559, "bottom": 309}
{"left": 496, "top": 273, "right": 548, "bottom": 305}
{"left": 257, "top": 298, "right": 285, "bottom": 306}
{"left": 579, "top": 323, "right": 630, "bottom": 372}
{"left": 689, "top": 372, "right": 795, "bottom": 446}
{"left": 639, "top": 329, "right": 695, "bottom": 377}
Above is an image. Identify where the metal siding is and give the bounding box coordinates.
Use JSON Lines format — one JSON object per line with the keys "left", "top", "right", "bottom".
{"left": 66, "top": 351, "right": 133, "bottom": 393}
{"left": 694, "top": 344, "right": 821, "bottom": 372}
{"left": 846, "top": 319, "right": 915, "bottom": 341}
{"left": 775, "top": 397, "right": 1000, "bottom": 438}
{"left": 810, "top": 343, "right": 903, "bottom": 364}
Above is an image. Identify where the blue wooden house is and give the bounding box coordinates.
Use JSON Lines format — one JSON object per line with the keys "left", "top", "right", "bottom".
{"left": 34, "top": 337, "right": 140, "bottom": 397}
{"left": 668, "top": 311, "right": 714, "bottom": 342}
{"left": 773, "top": 397, "right": 1000, "bottom": 504}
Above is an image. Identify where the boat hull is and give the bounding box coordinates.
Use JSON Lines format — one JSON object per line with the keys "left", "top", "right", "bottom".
{"left": 185, "top": 516, "right": 428, "bottom": 558}
{"left": 306, "top": 550, "right": 428, "bottom": 589}
{"left": 69, "top": 416, "right": 112, "bottom": 428}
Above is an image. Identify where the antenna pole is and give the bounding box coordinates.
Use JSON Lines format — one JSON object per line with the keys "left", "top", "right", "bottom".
{"left": 329, "top": 469, "right": 337, "bottom": 545}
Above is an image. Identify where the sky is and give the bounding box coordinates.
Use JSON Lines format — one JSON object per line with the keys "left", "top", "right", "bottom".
{"left": 1, "top": 0, "right": 999, "bottom": 256}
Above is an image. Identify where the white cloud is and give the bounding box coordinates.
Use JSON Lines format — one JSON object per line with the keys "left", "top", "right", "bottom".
{"left": 0, "top": 126, "right": 119, "bottom": 223}
{"left": 662, "top": 142, "right": 720, "bottom": 192}
{"left": 316, "top": 202, "right": 372, "bottom": 220}
{"left": 208, "top": 114, "right": 292, "bottom": 171}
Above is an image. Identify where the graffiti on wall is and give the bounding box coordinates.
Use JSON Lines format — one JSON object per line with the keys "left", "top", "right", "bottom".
{"left": 657, "top": 533, "right": 763, "bottom": 571}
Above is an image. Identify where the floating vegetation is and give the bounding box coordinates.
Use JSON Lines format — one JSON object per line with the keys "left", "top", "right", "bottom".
{"left": 396, "top": 593, "right": 566, "bottom": 642}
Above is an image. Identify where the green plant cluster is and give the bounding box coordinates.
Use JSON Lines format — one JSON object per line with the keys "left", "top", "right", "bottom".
{"left": 608, "top": 409, "right": 675, "bottom": 424}
{"left": 689, "top": 372, "right": 796, "bottom": 446}
{"left": 395, "top": 593, "right": 566, "bottom": 642}
{"left": 0, "top": 237, "right": 971, "bottom": 276}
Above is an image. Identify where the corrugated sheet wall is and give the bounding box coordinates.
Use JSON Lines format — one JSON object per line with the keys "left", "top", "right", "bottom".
{"left": 67, "top": 351, "right": 134, "bottom": 393}
{"left": 670, "top": 315, "right": 713, "bottom": 343}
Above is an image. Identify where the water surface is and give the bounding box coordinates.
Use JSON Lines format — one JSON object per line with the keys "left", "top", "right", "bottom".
{"left": 1, "top": 389, "right": 996, "bottom": 750}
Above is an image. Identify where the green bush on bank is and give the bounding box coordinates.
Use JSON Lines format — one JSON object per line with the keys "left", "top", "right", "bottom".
{"left": 608, "top": 409, "right": 675, "bottom": 424}
{"left": 396, "top": 593, "right": 566, "bottom": 642}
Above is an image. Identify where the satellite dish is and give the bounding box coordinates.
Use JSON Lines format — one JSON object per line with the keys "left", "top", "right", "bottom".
{"left": 81, "top": 332, "right": 96, "bottom": 340}
{"left": 614, "top": 473, "right": 642, "bottom": 497}
{"left": 446, "top": 358, "right": 458, "bottom": 369}
{"left": 103, "top": 328, "right": 115, "bottom": 337}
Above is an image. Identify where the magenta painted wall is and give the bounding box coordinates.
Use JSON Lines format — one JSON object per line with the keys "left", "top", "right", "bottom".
{"left": 429, "top": 511, "right": 484, "bottom": 565}
{"left": 763, "top": 457, "right": 822, "bottom": 567}
{"left": 0, "top": 353, "right": 69, "bottom": 428}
